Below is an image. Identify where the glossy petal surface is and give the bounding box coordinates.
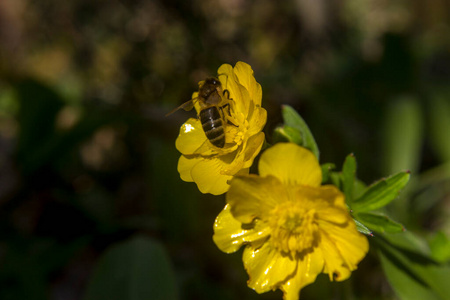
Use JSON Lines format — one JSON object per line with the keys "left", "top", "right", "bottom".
{"left": 243, "top": 242, "right": 297, "bottom": 294}
{"left": 175, "top": 118, "right": 208, "bottom": 155}
{"left": 213, "top": 204, "right": 270, "bottom": 253}
{"left": 281, "top": 250, "right": 324, "bottom": 300}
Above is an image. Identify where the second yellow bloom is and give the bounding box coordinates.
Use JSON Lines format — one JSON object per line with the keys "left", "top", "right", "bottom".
{"left": 213, "top": 143, "right": 369, "bottom": 300}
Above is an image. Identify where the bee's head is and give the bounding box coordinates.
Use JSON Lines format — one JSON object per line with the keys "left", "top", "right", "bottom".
{"left": 204, "top": 77, "right": 220, "bottom": 87}
{"left": 199, "top": 77, "right": 221, "bottom": 99}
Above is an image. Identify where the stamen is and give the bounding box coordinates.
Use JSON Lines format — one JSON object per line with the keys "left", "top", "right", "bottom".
{"left": 269, "top": 202, "right": 318, "bottom": 256}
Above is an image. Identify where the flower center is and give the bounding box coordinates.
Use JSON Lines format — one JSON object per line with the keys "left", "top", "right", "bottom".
{"left": 268, "top": 202, "right": 319, "bottom": 257}
{"left": 225, "top": 112, "right": 248, "bottom": 146}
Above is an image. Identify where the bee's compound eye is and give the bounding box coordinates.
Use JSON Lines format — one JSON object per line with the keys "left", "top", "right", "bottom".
{"left": 207, "top": 78, "right": 219, "bottom": 85}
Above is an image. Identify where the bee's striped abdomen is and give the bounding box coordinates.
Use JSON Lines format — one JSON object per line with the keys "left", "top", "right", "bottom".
{"left": 200, "top": 106, "right": 225, "bottom": 148}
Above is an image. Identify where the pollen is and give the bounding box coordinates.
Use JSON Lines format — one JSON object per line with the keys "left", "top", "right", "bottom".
{"left": 234, "top": 117, "right": 249, "bottom": 145}
{"left": 224, "top": 113, "right": 249, "bottom": 147}
{"left": 268, "top": 202, "right": 319, "bottom": 257}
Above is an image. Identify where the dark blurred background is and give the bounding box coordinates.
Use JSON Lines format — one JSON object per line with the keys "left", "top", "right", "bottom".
{"left": 0, "top": 0, "right": 449, "bottom": 299}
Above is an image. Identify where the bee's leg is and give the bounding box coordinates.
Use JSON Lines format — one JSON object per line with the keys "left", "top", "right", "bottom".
{"left": 221, "top": 100, "right": 237, "bottom": 116}
{"left": 219, "top": 104, "right": 238, "bottom": 127}
{"left": 227, "top": 119, "right": 239, "bottom": 127}
{"left": 222, "top": 89, "right": 235, "bottom": 114}
{"left": 223, "top": 103, "right": 232, "bottom": 116}
{"left": 223, "top": 89, "right": 232, "bottom": 100}
{"left": 220, "top": 103, "right": 230, "bottom": 114}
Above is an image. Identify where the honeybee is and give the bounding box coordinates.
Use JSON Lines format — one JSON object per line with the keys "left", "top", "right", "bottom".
{"left": 167, "top": 77, "right": 234, "bottom": 148}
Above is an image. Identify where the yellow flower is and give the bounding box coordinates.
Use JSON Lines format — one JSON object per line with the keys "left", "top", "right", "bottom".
{"left": 213, "top": 143, "right": 369, "bottom": 300}
{"left": 176, "top": 62, "right": 267, "bottom": 195}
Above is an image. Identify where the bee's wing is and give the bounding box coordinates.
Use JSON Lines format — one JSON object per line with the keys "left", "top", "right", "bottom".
{"left": 165, "top": 99, "right": 195, "bottom": 116}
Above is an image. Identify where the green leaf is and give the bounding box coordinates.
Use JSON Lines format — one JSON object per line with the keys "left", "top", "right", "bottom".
{"left": 351, "top": 171, "right": 410, "bottom": 212}
{"left": 429, "top": 231, "right": 450, "bottom": 263}
{"left": 84, "top": 235, "right": 178, "bottom": 300}
{"left": 353, "top": 178, "right": 367, "bottom": 200}
{"left": 382, "top": 97, "right": 421, "bottom": 222}
{"left": 341, "top": 153, "right": 356, "bottom": 203}
{"left": 272, "top": 125, "right": 303, "bottom": 145}
{"left": 329, "top": 171, "right": 341, "bottom": 190}
{"left": 353, "top": 218, "right": 373, "bottom": 236}
{"left": 281, "top": 105, "right": 319, "bottom": 159}
{"left": 383, "top": 231, "right": 432, "bottom": 256}
{"left": 429, "top": 94, "right": 450, "bottom": 162}
{"left": 378, "top": 250, "right": 440, "bottom": 300}
{"left": 376, "top": 234, "right": 450, "bottom": 300}
{"left": 383, "top": 96, "right": 423, "bottom": 175}
{"left": 320, "top": 163, "right": 335, "bottom": 183}
{"left": 355, "top": 212, "right": 405, "bottom": 233}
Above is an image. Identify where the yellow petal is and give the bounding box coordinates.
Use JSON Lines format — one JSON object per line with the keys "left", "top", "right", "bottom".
{"left": 227, "top": 175, "right": 287, "bottom": 224}
{"left": 243, "top": 242, "right": 297, "bottom": 294}
{"left": 318, "top": 220, "right": 368, "bottom": 282}
{"left": 315, "top": 185, "right": 348, "bottom": 209}
{"left": 213, "top": 204, "right": 271, "bottom": 253}
{"left": 218, "top": 64, "right": 250, "bottom": 116}
{"left": 177, "top": 155, "right": 198, "bottom": 182}
{"left": 218, "top": 63, "right": 233, "bottom": 78}
{"left": 259, "top": 143, "right": 322, "bottom": 187}
{"left": 175, "top": 118, "right": 209, "bottom": 155}
{"left": 233, "top": 62, "right": 263, "bottom": 106}
{"left": 280, "top": 250, "right": 324, "bottom": 300}
{"left": 297, "top": 185, "right": 348, "bottom": 224}
{"left": 190, "top": 157, "right": 233, "bottom": 195}
{"left": 217, "top": 148, "right": 245, "bottom": 175}
{"left": 316, "top": 206, "right": 349, "bottom": 225}
{"left": 232, "top": 82, "right": 251, "bottom": 116}
{"left": 243, "top": 132, "right": 265, "bottom": 168}
{"left": 247, "top": 106, "right": 267, "bottom": 137}
{"left": 218, "top": 64, "right": 239, "bottom": 100}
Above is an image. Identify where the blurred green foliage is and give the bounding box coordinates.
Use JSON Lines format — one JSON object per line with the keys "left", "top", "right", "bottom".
{"left": 0, "top": 0, "right": 449, "bottom": 299}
